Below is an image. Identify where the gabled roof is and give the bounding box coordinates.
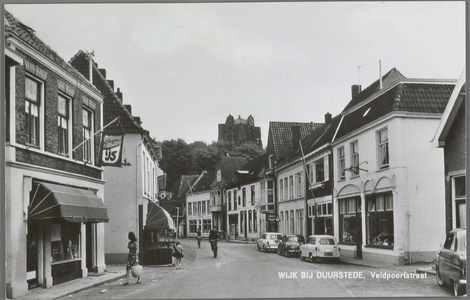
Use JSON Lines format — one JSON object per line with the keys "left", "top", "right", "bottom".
{"left": 342, "top": 68, "right": 406, "bottom": 112}
{"left": 276, "top": 115, "right": 342, "bottom": 169}
{"left": 268, "top": 122, "right": 323, "bottom": 160}
{"left": 335, "top": 81, "right": 455, "bottom": 141}
{"left": 218, "top": 156, "right": 249, "bottom": 181}
{"left": 191, "top": 172, "right": 215, "bottom": 193}
{"left": 4, "top": 10, "right": 97, "bottom": 93}
{"left": 226, "top": 154, "right": 267, "bottom": 188}
{"left": 169, "top": 175, "right": 199, "bottom": 200}
{"left": 69, "top": 50, "right": 143, "bottom": 134}
{"left": 432, "top": 69, "right": 466, "bottom": 147}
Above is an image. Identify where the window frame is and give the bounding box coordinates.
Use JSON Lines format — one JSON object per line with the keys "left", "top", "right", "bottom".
{"left": 377, "top": 128, "right": 389, "bottom": 169}
{"left": 24, "top": 76, "right": 42, "bottom": 148}
{"left": 338, "top": 147, "right": 345, "bottom": 180}
{"left": 57, "top": 93, "right": 71, "bottom": 156}
{"left": 82, "top": 108, "right": 94, "bottom": 163}
{"left": 350, "top": 140, "right": 359, "bottom": 176}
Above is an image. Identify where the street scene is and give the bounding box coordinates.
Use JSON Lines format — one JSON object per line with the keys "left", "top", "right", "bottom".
{"left": 56, "top": 240, "right": 452, "bottom": 299}
{"left": 4, "top": 2, "right": 466, "bottom": 300}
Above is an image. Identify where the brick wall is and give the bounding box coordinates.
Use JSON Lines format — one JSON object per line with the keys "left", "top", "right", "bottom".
{"left": 12, "top": 50, "right": 102, "bottom": 179}
{"left": 444, "top": 104, "right": 466, "bottom": 232}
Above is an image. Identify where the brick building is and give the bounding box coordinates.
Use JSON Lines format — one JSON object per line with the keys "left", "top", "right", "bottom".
{"left": 5, "top": 10, "right": 108, "bottom": 298}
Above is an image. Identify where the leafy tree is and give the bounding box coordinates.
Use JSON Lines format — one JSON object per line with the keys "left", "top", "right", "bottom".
{"left": 159, "top": 139, "right": 265, "bottom": 191}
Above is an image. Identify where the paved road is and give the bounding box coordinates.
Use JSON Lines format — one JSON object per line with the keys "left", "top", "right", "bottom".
{"left": 60, "top": 240, "right": 453, "bottom": 299}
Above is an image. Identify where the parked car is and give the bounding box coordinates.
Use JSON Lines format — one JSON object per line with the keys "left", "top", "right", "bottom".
{"left": 436, "top": 228, "right": 466, "bottom": 296}
{"left": 278, "top": 234, "right": 305, "bottom": 257}
{"left": 300, "top": 235, "right": 340, "bottom": 263}
{"left": 257, "top": 232, "right": 283, "bottom": 252}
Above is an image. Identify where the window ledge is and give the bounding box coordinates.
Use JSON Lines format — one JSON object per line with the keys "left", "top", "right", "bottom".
{"left": 365, "top": 245, "right": 394, "bottom": 250}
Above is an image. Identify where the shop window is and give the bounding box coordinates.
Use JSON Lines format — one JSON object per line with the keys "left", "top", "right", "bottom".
{"left": 25, "top": 76, "right": 41, "bottom": 147}
{"left": 339, "top": 198, "right": 358, "bottom": 243}
{"left": 253, "top": 210, "right": 257, "bottom": 232}
{"left": 50, "top": 222, "right": 81, "bottom": 263}
{"left": 366, "top": 193, "right": 394, "bottom": 248}
{"left": 203, "top": 219, "right": 211, "bottom": 233}
{"left": 189, "top": 220, "right": 197, "bottom": 234}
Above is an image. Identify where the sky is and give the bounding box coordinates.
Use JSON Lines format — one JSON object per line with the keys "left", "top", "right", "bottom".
{"left": 5, "top": 2, "right": 466, "bottom": 145}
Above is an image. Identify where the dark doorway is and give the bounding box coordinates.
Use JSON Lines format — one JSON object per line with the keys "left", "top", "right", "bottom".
{"left": 86, "top": 223, "right": 94, "bottom": 272}
{"left": 27, "top": 223, "right": 39, "bottom": 289}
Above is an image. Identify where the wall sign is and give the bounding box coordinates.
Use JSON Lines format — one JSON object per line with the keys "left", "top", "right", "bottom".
{"left": 24, "top": 60, "right": 48, "bottom": 80}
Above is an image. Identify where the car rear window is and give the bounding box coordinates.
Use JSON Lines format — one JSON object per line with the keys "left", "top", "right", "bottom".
{"left": 319, "top": 238, "right": 335, "bottom": 245}
{"left": 287, "top": 236, "right": 298, "bottom": 242}
{"left": 270, "top": 235, "right": 282, "bottom": 240}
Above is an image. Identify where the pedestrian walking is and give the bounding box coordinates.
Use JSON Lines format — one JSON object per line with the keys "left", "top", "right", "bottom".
{"left": 123, "top": 231, "right": 142, "bottom": 285}
{"left": 172, "top": 241, "right": 184, "bottom": 269}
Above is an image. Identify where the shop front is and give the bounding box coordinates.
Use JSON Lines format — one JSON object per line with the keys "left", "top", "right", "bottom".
{"left": 143, "top": 202, "right": 175, "bottom": 266}
{"left": 27, "top": 181, "right": 109, "bottom": 289}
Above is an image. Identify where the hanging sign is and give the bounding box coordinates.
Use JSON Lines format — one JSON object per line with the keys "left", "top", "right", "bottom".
{"left": 99, "top": 134, "right": 124, "bottom": 167}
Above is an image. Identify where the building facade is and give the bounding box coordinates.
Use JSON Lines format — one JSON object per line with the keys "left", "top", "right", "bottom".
{"left": 331, "top": 69, "right": 455, "bottom": 264}
{"left": 69, "top": 51, "right": 163, "bottom": 264}
{"left": 5, "top": 10, "right": 108, "bottom": 298}
{"left": 186, "top": 172, "right": 214, "bottom": 238}
{"left": 433, "top": 69, "right": 466, "bottom": 232}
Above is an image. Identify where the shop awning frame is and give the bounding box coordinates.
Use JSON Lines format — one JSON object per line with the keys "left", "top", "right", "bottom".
{"left": 146, "top": 202, "right": 175, "bottom": 230}
{"left": 28, "top": 182, "right": 109, "bottom": 223}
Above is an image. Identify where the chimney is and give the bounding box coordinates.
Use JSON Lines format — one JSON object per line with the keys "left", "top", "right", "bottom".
{"left": 134, "top": 116, "right": 141, "bottom": 125}
{"left": 124, "top": 104, "right": 132, "bottom": 115}
{"left": 107, "top": 80, "right": 114, "bottom": 91}
{"left": 116, "top": 88, "right": 123, "bottom": 102}
{"left": 291, "top": 125, "right": 301, "bottom": 152}
{"left": 99, "top": 68, "right": 106, "bottom": 78}
{"left": 325, "top": 112, "right": 332, "bottom": 126}
{"left": 351, "top": 84, "right": 362, "bottom": 98}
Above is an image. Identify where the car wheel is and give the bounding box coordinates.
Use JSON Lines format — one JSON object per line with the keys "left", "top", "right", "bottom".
{"left": 309, "top": 253, "right": 314, "bottom": 263}
{"left": 436, "top": 268, "right": 445, "bottom": 286}
{"left": 453, "top": 281, "right": 465, "bottom": 296}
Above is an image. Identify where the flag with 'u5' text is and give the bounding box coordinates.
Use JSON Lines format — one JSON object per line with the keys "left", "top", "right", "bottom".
{"left": 99, "top": 134, "right": 124, "bottom": 167}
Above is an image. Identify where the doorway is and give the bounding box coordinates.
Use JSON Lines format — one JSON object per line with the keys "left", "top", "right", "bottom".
{"left": 86, "top": 223, "right": 94, "bottom": 273}
{"left": 356, "top": 213, "right": 362, "bottom": 258}
{"left": 26, "top": 223, "right": 39, "bottom": 289}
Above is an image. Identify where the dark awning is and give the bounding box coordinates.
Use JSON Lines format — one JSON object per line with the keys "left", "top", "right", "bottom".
{"left": 146, "top": 202, "right": 175, "bottom": 230}
{"left": 28, "top": 182, "right": 109, "bottom": 223}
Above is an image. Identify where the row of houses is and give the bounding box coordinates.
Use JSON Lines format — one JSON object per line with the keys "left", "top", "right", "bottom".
{"left": 4, "top": 10, "right": 167, "bottom": 298}
{"left": 179, "top": 68, "right": 465, "bottom": 266}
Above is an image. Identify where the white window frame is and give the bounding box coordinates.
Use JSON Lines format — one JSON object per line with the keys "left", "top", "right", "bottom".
{"left": 452, "top": 175, "right": 466, "bottom": 229}
{"left": 338, "top": 147, "right": 345, "bottom": 180}
{"left": 57, "top": 93, "right": 72, "bottom": 156}
{"left": 350, "top": 140, "right": 359, "bottom": 176}
{"left": 377, "top": 128, "right": 389, "bottom": 169}
{"left": 82, "top": 108, "right": 94, "bottom": 164}
{"left": 25, "top": 75, "right": 44, "bottom": 149}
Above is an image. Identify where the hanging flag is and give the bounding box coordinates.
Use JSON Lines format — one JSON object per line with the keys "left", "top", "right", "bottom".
{"left": 99, "top": 134, "right": 124, "bottom": 167}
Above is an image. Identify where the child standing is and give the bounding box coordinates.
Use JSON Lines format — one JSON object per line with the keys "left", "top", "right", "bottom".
{"left": 172, "top": 241, "right": 184, "bottom": 269}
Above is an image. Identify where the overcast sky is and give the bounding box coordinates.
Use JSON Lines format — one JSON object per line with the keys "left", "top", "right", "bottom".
{"left": 6, "top": 2, "right": 465, "bottom": 145}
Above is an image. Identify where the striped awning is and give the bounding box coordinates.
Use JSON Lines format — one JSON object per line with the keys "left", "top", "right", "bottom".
{"left": 146, "top": 202, "right": 175, "bottom": 230}
{"left": 28, "top": 182, "right": 109, "bottom": 223}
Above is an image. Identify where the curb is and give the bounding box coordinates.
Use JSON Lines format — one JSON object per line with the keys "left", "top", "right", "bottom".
{"left": 416, "top": 269, "right": 437, "bottom": 276}
{"left": 51, "top": 274, "right": 127, "bottom": 300}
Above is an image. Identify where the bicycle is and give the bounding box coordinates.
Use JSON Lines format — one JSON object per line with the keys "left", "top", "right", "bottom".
{"left": 209, "top": 239, "right": 218, "bottom": 258}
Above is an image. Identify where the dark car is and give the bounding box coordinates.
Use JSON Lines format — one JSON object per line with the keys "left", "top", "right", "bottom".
{"left": 278, "top": 234, "right": 305, "bottom": 257}
{"left": 436, "top": 228, "right": 466, "bottom": 296}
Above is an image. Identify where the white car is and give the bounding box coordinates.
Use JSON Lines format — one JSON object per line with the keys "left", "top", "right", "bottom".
{"left": 257, "top": 232, "right": 283, "bottom": 252}
{"left": 300, "top": 235, "right": 341, "bottom": 263}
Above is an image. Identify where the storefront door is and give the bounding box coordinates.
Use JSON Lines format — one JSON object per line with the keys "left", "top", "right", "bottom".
{"left": 27, "top": 223, "right": 39, "bottom": 289}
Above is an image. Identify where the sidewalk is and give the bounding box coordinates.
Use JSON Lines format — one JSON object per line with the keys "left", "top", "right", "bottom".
{"left": 340, "top": 256, "right": 436, "bottom": 276}
{"left": 13, "top": 239, "right": 198, "bottom": 300}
